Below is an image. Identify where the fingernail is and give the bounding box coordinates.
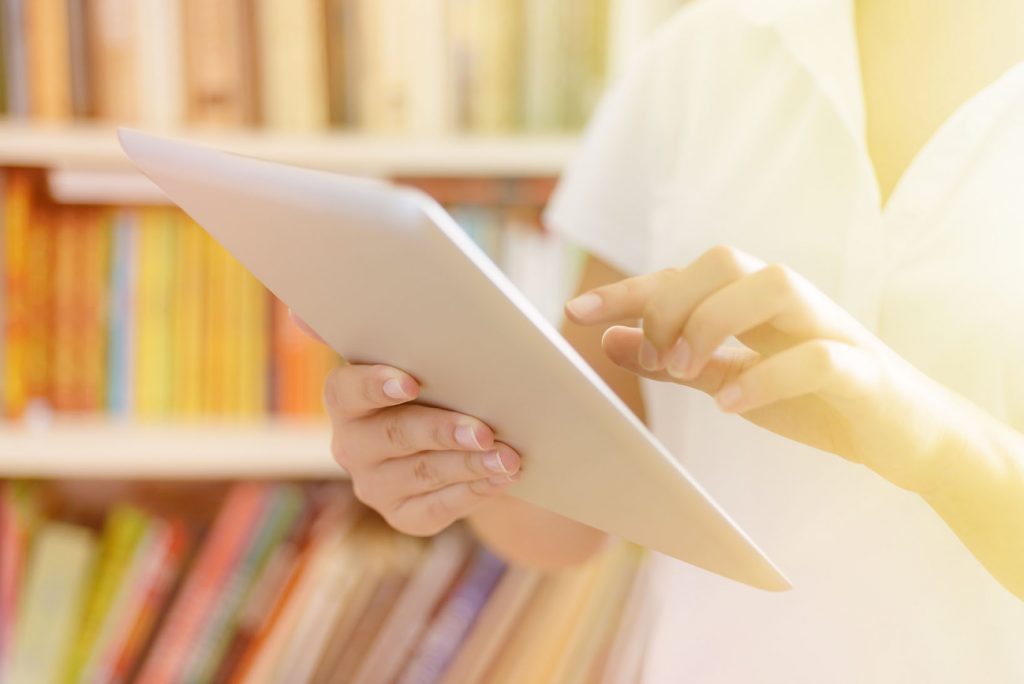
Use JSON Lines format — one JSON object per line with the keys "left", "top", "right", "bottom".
{"left": 716, "top": 383, "right": 744, "bottom": 412}
{"left": 483, "top": 449, "right": 519, "bottom": 475}
{"left": 639, "top": 338, "right": 662, "bottom": 371}
{"left": 666, "top": 339, "right": 692, "bottom": 379}
{"left": 566, "top": 292, "right": 602, "bottom": 319}
{"left": 488, "top": 473, "right": 519, "bottom": 487}
{"left": 455, "top": 424, "right": 485, "bottom": 450}
{"left": 383, "top": 378, "right": 409, "bottom": 400}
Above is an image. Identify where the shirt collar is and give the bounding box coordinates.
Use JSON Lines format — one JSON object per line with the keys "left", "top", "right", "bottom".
{"left": 728, "top": 0, "right": 866, "bottom": 144}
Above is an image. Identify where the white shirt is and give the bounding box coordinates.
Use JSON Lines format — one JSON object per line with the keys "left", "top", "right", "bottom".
{"left": 545, "top": 0, "right": 1024, "bottom": 681}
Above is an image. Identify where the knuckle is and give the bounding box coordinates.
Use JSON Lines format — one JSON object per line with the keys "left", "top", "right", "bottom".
{"left": 764, "top": 263, "right": 799, "bottom": 296}
{"left": 466, "top": 478, "right": 493, "bottom": 497}
{"left": 809, "top": 341, "right": 840, "bottom": 374}
{"left": 464, "top": 451, "right": 483, "bottom": 478}
{"left": 411, "top": 456, "right": 440, "bottom": 485}
{"left": 706, "top": 244, "right": 740, "bottom": 270}
{"left": 361, "top": 373, "right": 382, "bottom": 405}
{"left": 426, "top": 497, "right": 455, "bottom": 525}
{"left": 432, "top": 421, "right": 453, "bottom": 450}
{"left": 383, "top": 413, "right": 410, "bottom": 451}
{"left": 685, "top": 300, "right": 722, "bottom": 344}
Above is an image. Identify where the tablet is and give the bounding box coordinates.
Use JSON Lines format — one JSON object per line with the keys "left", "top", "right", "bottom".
{"left": 119, "top": 129, "right": 790, "bottom": 591}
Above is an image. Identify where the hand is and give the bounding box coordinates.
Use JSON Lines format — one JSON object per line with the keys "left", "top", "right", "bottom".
{"left": 321, "top": 363, "right": 522, "bottom": 536}
{"left": 565, "top": 245, "right": 968, "bottom": 495}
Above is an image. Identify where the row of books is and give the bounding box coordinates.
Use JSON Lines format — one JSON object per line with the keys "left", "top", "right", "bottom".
{"left": 0, "top": 0, "right": 618, "bottom": 133}
{"left": 0, "top": 480, "right": 651, "bottom": 684}
{"left": 0, "top": 170, "right": 582, "bottom": 420}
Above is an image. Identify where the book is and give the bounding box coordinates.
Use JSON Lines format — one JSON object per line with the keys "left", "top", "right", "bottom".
{"left": 181, "top": 0, "right": 257, "bottom": 126}
{"left": 88, "top": 0, "right": 139, "bottom": 122}
{"left": 63, "top": 505, "right": 151, "bottom": 683}
{"left": 136, "top": 484, "right": 269, "bottom": 684}
{"left": 66, "top": 0, "right": 91, "bottom": 118}
{"left": 313, "top": 534, "right": 424, "bottom": 684}
{"left": 0, "top": 482, "right": 40, "bottom": 681}
{"left": 8, "top": 523, "right": 97, "bottom": 684}
{"left": 349, "top": 529, "right": 472, "bottom": 684}
{"left": 397, "top": 546, "right": 507, "bottom": 684}
{"left": 546, "top": 543, "right": 643, "bottom": 684}
{"left": 230, "top": 486, "right": 363, "bottom": 683}
{"left": 180, "top": 486, "right": 305, "bottom": 682}
{"left": 136, "top": 0, "right": 185, "bottom": 129}
{"left": 1, "top": 0, "right": 27, "bottom": 118}
{"left": 482, "top": 550, "right": 606, "bottom": 683}
{"left": 436, "top": 563, "right": 542, "bottom": 684}
{"left": 106, "top": 210, "right": 138, "bottom": 415}
{"left": 255, "top": 0, "right": 329, "bottom": 131}
{"left": 83, "top": 517, "right": 190, "bottom": 683}
{"left": 28, "top": 0, "right": 76, "bottom": 120}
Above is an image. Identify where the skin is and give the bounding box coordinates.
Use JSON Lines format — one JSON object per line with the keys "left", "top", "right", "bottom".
{"left": 319, "top": 0, "right": 1024, "bottom": 596}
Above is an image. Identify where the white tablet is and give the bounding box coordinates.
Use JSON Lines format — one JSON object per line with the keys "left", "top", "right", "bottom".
{"left": 119, "top": 129, "right": 789, "bottom": 591}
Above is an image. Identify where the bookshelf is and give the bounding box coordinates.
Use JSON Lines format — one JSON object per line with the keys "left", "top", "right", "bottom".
{"left": 0, "top": 419, "right": 340, "bottom": 479}
{"left": 0, "top": 122, "right": 578, "bottom": 178}
{"left": 0, "top": 1, "right": 686, "bottom": 679}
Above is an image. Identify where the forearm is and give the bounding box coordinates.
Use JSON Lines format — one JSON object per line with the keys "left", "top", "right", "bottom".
{"left": 924, "top": 395, "right": 1024, "bottom": 599}
{"left": 467, "top": 255, "right": 642, "bottom": 569}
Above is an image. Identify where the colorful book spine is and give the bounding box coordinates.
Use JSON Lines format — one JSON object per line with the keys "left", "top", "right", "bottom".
{"left": 397, "top": 547, "right": 506, "bottom": 684}
{"left": 8, "top": 523, "right": 97, "bottom": 684}
{"left": 63, "top": 505, "right": 150, "bottom": 683}
{"left": 182, "top": 486, "right": 304, "bottom": 682}
{"left": 136, "top": 484, "right": 267, "bottom": 684}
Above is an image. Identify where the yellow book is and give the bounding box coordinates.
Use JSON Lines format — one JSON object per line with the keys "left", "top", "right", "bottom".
{"left": 51, "top": 208, "right": 77, "bottom": 411}
{"left": 256, "top": 0, "right": 329, "bottom": 131}
{"left": 468, "top": 0, "right": 523, "bottom": 132}
{"left": 237, "top": 268, "right": 268, "bottom": 416}
{"left": 547, "top": 544, "right": 644, "bottom": 684}
{"left": 9, "top": 523, "right": 97, "bottom": 684}
{"left": 133, "top": 209, "right": 157, "bottom": 416}
{"left": 484, "top": 549, "right": 606, "bottom": 684}
{"left": 221, "top": 252, "right": 243, "bottom": 415}
{"left": 177, "top": 216, "right": 205, "bottom": 416}
{"left": 63, "top": 506, "right": 149, "bottom": 684}
{"left": 203, "top": 236, "right": 227, "bottom": 414}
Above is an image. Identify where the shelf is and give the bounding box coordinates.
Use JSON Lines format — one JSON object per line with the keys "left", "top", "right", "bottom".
{"left": 0, "top": 419, "right": 345, "bottom": 480}
{"left": 0, "top": 122, "right": 578, "bottom": 177}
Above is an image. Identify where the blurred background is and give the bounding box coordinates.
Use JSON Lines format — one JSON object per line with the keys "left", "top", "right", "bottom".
{"left": 0, "top": 1, "right": 685, "bottom": 683}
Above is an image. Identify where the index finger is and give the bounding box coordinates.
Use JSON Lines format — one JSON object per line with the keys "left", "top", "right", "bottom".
{"left": 564, "top": 245, "right": 764, "bottom": 332}
{"left": 323, "top": 363, "right": 421, "bottom": 419}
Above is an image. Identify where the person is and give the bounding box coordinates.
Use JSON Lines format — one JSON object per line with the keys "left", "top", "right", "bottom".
{"left": 314, "top": 0, "right": 1024, "bottom": 680}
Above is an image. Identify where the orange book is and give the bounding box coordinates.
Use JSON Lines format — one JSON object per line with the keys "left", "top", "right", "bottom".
{"left": 81, "top": 209, "right": 112, "bottom": 411}
{"left": 50, "top": 207, "right": 78, "bottom": 411}
{"left": 88, "top": 0, "right": 139, "bottom": 122}
{"left": 108, "top": 518, "right": 190, "bottom": 682}
{"left": 181, "top": 0, "right": 258, "bottom": 126}
{"left": 229, "top": 488, "right": 361, "bottom": 683}
{"left": 23, "top": 196, "right": 53, "bottom": 411}
{"left": 3, "top": 172, "right": 34, "bottom": 417}
{"left": 25, "top": 0, "right": 72, "bottom": 120}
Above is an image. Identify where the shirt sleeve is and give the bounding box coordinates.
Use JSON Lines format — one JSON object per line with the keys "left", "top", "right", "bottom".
{"left": 542, "top": 33, "right": 672, "bottom": 277}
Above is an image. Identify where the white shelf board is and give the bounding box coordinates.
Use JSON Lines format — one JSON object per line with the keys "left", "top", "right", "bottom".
{"left": 0, "top": 121, "right": 578, "bottom": 177}
{"left": 0, "top": 420, "right": 346, "bottom": 479}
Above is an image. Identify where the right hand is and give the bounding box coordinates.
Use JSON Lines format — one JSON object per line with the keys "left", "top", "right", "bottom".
{"left": 322, "top": 362, "right": 522, "bottom": 537}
